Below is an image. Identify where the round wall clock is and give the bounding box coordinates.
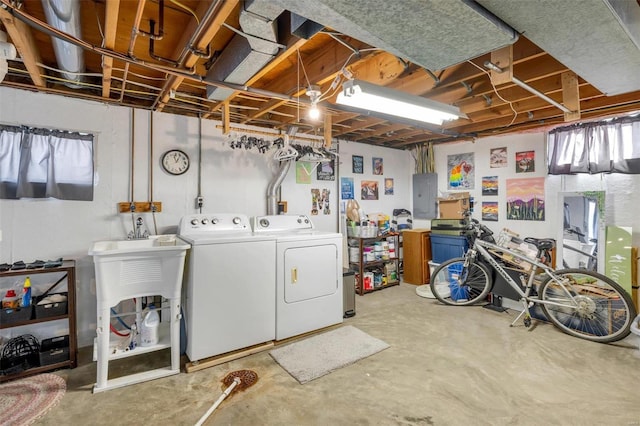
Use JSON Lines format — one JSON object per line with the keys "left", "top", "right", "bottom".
{"left": 161, "top": 149, "right": 190, "bottom": 175}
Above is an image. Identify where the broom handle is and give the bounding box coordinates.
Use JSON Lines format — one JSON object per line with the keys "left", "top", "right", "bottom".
{"left": 194, "top": 377, "right": 241, "bottom": 426}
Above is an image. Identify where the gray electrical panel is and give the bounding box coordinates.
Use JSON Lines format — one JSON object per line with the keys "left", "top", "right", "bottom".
{"left": 413, "top": 173, "right": 438, "bottom": 219}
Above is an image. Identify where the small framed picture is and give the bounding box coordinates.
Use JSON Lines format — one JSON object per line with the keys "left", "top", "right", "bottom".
{"left": 384, "top": 178, "right": 394, "bottom": 195}
{"left": 516, "top": 151, "right": 535, "bottom": 173}
{"left": 361, "top": 180, "right": 379, "bottom": 200}
{"left": 372, "top": 157, "right": 383, "bottom": 175}
{"left": 352, "top": 155, "right": 363, "bottom": 174}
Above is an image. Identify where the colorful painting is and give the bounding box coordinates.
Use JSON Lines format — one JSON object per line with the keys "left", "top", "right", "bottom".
{"left": 352, "top": 155, "right": 363, "bottom": 174}
{"left": 372, "top": 157, "right": 383, "bottom": 175}
{"left": 296, "top": 162, "right": 312, "bottom": 184}
{"left": 447, "top": 153, "right": 474, "bottom": 189}
{"left": 317, "top": 159, "right": 335, "bottom": 181}
{"left": 361, "top": 180, "right": 379, "bottom": 200}
{"left": 384, "top": 178, "right": 394, "bottom": 195}
{"left": 482, "top": 176, "right": 498, "bottom": 196}
{"left": 341, "top": 177, "right": 354, "bottom": 199}
{"left": 506, "top": 177, "right": 545, "bottom": 221}
{"left": 516, "top": 150, "right": 535, "bottom": 173}
{"left": 490, "top": 147, "right": 507, "bottom": 168}
{"left": 482, "top": 201, "right": 498, "bottom": 221}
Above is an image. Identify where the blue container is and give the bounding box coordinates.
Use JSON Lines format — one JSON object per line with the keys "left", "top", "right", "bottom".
{"left": 430, "top": 234, "right": 469, "bottom": 264}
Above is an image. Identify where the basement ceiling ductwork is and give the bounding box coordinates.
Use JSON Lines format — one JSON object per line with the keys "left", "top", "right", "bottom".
{"left": 206, "top": 0, "right": 284, "bottom": 101}
{"left": 270, "top": 0, "right": 518, "bottom": 71}
{"left": 41, "top": 0, "right": 85, "bottom": 88}
{"left": 477, "top": 0, "right": 640, "bottom": 96}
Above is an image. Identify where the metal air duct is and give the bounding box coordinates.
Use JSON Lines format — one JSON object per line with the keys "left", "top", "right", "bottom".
{"left": 41, "top": 0, "right": 85, "bottom": 88}
{"left": 206, "top": 0, "right": 284, "bottom": 101}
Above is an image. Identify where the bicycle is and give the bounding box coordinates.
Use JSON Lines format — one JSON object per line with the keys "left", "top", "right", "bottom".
{"left": 429, "top": 219, "right": 636, "bottom": 343}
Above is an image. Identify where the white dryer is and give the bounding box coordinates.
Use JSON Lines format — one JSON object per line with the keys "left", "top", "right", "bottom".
{"left": 178, "top": 214, "right": 276, "bottom": 362}
{"left": 253, "top": 214, "right": 343, "bottom": 340}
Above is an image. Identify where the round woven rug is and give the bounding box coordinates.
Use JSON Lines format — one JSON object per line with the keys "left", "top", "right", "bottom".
{"left": 0, "top": 373, "right": 66, "bottom": 425}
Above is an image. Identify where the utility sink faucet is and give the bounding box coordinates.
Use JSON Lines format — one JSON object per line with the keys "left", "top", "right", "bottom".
{"left": 128, "top": 216, "right": 150, "bottom": 240}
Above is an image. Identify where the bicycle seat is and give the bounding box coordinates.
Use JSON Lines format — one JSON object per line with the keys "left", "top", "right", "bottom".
{"left": 523, "top": 237, "right": 555, "bottom": 250}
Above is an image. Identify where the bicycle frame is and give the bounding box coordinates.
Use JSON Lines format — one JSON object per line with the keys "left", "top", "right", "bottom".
{"left": 471, "top": 238, "right": 579, "bottom": 311}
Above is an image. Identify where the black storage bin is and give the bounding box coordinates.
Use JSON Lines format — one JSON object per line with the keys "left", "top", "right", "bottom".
{"left": 0, "top": 305, "right": 33, "bottom": 325}
{"left": 35, "top": 292, "right": 68, "bottom": 319}
{"left": 39, "top": 335, "right": 70, "bottom": 366}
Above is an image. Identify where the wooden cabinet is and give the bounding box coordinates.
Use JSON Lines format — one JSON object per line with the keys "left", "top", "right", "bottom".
{"left": 402, "top": 229, "right": 432, "bottom": 285}
{"left": 348, "top": 235, "right": 400, "bottom": 295}
{"left": 0, "top": 261, "right": 77, "bottom": 382}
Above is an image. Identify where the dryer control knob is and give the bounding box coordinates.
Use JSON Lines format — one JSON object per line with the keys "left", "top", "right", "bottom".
{"left": 232, "top": 217, "right": 241, "bottom": 225}
{"left": 201, "top": 218, "right": 210, "bottom": 225}
{"left": 297, "top": 218, "right": 302, "bottom": 223}
{"left": 259, "top": 218, "right": 270, "bottom": 228}
{"left": 190, "top": 219, "right": 199, "bottom": 226}
{"left": 211, "top": 218, "right": 219, "bottom": 224}
{"left": 304, "top": 219, "right": 309, "bottom": 224}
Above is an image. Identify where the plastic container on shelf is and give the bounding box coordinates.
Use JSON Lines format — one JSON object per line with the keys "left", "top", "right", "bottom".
{"left": 2, "top": 290, "right": 20, "bottom": 309}
{"left": 139, "top": 305, "right": 160, "bottom": 347}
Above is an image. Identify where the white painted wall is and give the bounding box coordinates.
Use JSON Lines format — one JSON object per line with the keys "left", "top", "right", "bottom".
{"left": 0, "top": 87, "right": 411, "bottom": 347}
{"left": 337, "top": 140, "right": 413, "bottom": 222}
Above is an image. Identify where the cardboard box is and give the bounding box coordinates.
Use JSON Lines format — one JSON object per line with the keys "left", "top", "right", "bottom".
{"left": 438, "top": 192, "right": 470, "bottom": 219}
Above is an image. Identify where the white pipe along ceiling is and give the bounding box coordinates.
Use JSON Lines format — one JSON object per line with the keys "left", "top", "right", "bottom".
{"left": 40, "top": 0, "right": 84, "bottom": 88}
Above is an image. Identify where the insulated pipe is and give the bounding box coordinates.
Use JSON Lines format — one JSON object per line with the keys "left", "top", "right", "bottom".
{"left": 267, "top": 160, "right": 292, "bottom": 215}
{"left": 41, "top": 0, "right": 85, "bottom": 87}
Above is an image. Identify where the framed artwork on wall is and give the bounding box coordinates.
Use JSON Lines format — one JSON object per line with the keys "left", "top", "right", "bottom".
{"left": 317, "top": 159, "right": 335, "bottom": 181}
{"left": 482, "top": 201, "right": 498, "bottom": 221}
{"left": 447, "top": 152, "right": 475, "bottom": 189}
{"left": 384, "top": 178, "right": 394, "bottom": 195}
{"left": 516, "top": 150, "right": 535, "bottom": 173}
{"left": 490, "top": 147, "right": 507, "bottom": 168}
{"left": 352, "top": 155, "right": 364, "bottom": 174}
{"left": 361, "top": 180, "right": 379, "bottom": 200}
{"left": 341, "top": 177, "right": 354, "bottom": 199}
{"left": 482, "top": 176, "right": 498, "bottom": 196}
{"left": 295, "top": 162, "right": 312, "bottom": 184}
{"left": 372, "top": 157, "right": 383, "bottom": 175}
{"left": 506, "top": 177, "right": 545, "bottom": 221}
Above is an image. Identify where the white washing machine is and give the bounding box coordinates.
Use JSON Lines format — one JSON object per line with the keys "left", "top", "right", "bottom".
{"left": 253, "top": 214, "right": 343, "bottom": 340}
{"left": 178, "top": 213, "right": 276, "bottom": 362}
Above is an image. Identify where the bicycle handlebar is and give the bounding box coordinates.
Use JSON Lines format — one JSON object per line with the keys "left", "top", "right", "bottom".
{"left": 468, "top": 218, "right": 493, "bottom": 236}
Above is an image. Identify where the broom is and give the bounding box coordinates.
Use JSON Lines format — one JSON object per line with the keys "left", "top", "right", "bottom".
{"left": 194, "top": 370, "right": 258, "bottom": 426}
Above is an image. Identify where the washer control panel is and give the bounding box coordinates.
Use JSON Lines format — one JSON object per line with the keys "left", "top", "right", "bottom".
{"left": 178, "top": 213, "right": 250, "bottom": 235}
{"left": 252, "top": 214, "right": 314, "bottom": 233}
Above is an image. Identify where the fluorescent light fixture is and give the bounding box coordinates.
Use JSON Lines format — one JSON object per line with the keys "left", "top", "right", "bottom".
{"left": 336, "top": 79, "right": 466, "bottom": 125}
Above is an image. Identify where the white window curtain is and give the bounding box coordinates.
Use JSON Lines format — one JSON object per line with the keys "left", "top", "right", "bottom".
{"left": 547, "top": 116, "right": 640, "bottom": 174}
{"left": 0, "top": 125, "right": 94, "bottom": 200}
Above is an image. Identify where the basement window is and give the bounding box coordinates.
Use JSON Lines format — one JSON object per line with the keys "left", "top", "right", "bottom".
{"left": 0, "top": 125, "right": 94, "bottom": 200}
{"left": 547, "top": 115, "right": 640, "bottom": 174}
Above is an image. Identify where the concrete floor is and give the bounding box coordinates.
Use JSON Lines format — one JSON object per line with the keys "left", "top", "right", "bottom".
{"left": 38, "top": 283, "right": 640, "bottom": 425}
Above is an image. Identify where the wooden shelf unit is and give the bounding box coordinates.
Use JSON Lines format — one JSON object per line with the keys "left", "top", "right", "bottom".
{"left": 348, "top": 234, "right": 400, "bottom": 295}
{"left": 0, "top": 260, "right": 77, "bottom": 382}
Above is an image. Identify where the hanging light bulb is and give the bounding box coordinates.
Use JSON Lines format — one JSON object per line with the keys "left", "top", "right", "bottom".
{"left": 308, "top": 104, "right": 321, "bottom": 120}
{"left": 306, "top": 85, "right": 321, "bottom": 121}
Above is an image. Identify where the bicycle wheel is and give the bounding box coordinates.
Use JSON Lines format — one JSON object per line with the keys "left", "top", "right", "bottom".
{"left": 538, "top": 269, "right": 636, "bottom": 343}
{"left": 429, "top": 257, "right": 492, "bottom": 306}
